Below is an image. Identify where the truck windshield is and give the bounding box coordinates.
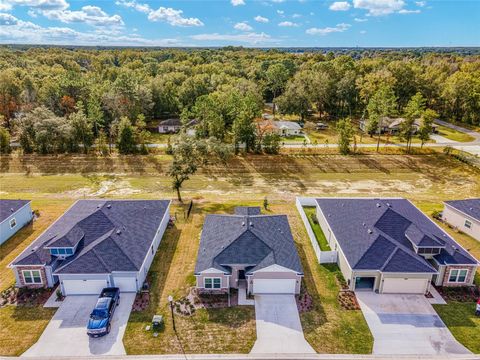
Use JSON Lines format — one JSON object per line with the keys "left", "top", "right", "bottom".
{"left": 91, "top": 309, "right": 108, "bottom": 319}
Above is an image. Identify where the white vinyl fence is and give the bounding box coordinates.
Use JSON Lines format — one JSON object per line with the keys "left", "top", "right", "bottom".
{"left": 296, "top": 197, "right": 338, "bottom": 264}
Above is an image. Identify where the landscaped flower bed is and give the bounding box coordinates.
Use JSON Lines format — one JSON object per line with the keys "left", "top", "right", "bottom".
{"left": 0, "top": 286, "right": 53, "bottom": 307}
{"left": 338, "top": 290, "right": 361, "bottom": 310}
{"left": 296, "top": 291, "right": 313, "bottom": 312}
{"left": 435, "top": 285, "right": 480, "bottom": 302}
{"left": 132, "top": 292, "right": 150, "bottom": 312}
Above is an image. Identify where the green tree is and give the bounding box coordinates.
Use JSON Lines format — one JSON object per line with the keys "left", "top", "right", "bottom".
{"left": 69, "top": 106, "right": 94, "bottom": 153}
{"left": 418, "top": 108, "right": 437, "bottom": 148}
{"left": 366, "top": 85, "right": 397, "bottom": 151}
{"left": 336, "top": 118, "right": 355, "bottom": 155}
{"left": 401, "top": 92, "right": 426, "bottom": 152}
{"left": 262, "top": 133, "right": 281, "bottom": 154}
{"left": 117, "top": 117, "right": 137, "bottom": 154}
{"left": 95, "top": 129, "right": 109, "bottom": 156}
{"left": 0, "top": 126, "right": 11, "bottom": 154}
{"left": 266, "top": 63, "right": 289, "bottom": 117}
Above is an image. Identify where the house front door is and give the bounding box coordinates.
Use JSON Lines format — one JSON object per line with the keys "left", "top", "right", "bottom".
{"left": 238, "top": 270, "right": 246, "bottom": 280}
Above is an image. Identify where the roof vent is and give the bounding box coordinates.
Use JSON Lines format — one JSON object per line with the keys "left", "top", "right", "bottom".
{"left": 116, "top": 229, "right": 122, "bottom": 235}
{"left": 10, "top": 208, "right": 14, "bottom": 212}
{"left": 362, "top": 222, "right": 366, "bottom": 227}
{"left": 242, "top": 222, "right": 245, "bottom": 226}
{"left": 376, "top": 203, "right": 381, "bottom": 208}
{"left": 107, "top": 204, "right": 111, "bottom": 209}
{"left": 249, "top": 222, "right": 253, "bottom": 227}
{"left": 386, "top": 202, "right": 391, "bottom": 207}
{"left": 367, "top": 229, "right": 373, "bottom": 234}
{"left": 341, "top": 203, "right": 344, "bottom": 207}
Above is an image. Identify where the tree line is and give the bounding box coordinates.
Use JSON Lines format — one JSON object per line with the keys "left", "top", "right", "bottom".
{"left": 0, "top": 47, "right": 478, "bottom": 157}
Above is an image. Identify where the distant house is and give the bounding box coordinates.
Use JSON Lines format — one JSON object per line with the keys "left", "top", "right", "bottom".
{"left": 0, "top": 200, "right": 33, "bottom": 245}
{"left": 158, "top": 118, "right": 182, "bottom": 134}
{"left": 259, "top": 120, "right": 302, "bottom": 137}
{"left": 10, "top": 200, "right": 170, "bottom": 295}
{"left": 443, "top": 199, "right": 480, "bottom": 241}
{"left": 359, "top": 117, "right": 438, "bottom": 135}
{"left": 185, "top": 119, "right": 198, "bottom": 137}
{"left": 315, "top": 198, "right": 478, "bottom": 294}
{"left": 194, "top": 206, "right": 303, "bottom": 295}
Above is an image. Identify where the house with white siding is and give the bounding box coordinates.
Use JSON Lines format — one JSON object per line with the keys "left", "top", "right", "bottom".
{"left": 10, "top": 200, "right": 170, "bottom": 295}
{"left": 0, "top": 200, "right": 33, "bottom": 245}
{"left": 442, "top": 199, "right": 480, "bottom": 241}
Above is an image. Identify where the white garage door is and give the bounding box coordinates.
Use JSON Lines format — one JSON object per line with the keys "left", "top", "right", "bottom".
{"left": 253, "top": 279, "right": 296, "bottom": 294}
{"left": 62, "top": 279, "right": 108, "bottom": 295}
{"left": 113, "top": 277, "right": 137, "bottom": 292}
{"left": 382, "top": 278, "right": 429, "bottom": 294}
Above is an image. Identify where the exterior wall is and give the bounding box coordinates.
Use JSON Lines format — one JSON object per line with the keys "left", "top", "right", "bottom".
{"left": 248, "top": 271, "right": 302, "bottom": 294}
{"left": 442, "top": 265, "right": 477, "bottom": 287}
{"left": 0, "top": 202, "right": 32, "bottom": 245}
{"left": 137, "top": 201, "right": 171, "bottom": 288}
{"left": 158, "top": 125, "right": 181, "bottom": 133}
{"left": 316, "top": 203, "right": 354, "bottom": 289}
{"left": 195, "top": 273, "right": 230, "bottom": 293}
{"left": 442, "top": 205, "right": 480, "bottom": 241}
{"left": 14, "top": 265, "right": 48, "bottom": 288}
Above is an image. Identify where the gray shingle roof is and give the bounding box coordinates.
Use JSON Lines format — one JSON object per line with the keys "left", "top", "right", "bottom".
{"left": 159, "top": 118, "right": 182, "bottom": 126}
{"left": 445, "top": 198, "right": 480, "bottom": 221}
{"left": 234, "top": 206, "right": 261, "bottom": 216}
{"left": 316, "top": 198, "right": 478, "bottom": 273}
{"left": 195, "top": 212, "right": 303, "bottom": 275}
{"left": 0, "top": 199, "right": 30, "bottom": 223}
{"left": 12, "top": 200, "right": 170, "bottom": 275}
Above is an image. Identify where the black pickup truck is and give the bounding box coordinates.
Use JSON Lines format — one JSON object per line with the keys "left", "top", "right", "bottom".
{"left": 86, "top": 287, "right": 120, "bottom": 337}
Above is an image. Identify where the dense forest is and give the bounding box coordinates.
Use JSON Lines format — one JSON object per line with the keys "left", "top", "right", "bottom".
{"left": 0, "top": 47, "right": 479, "bottom": 156}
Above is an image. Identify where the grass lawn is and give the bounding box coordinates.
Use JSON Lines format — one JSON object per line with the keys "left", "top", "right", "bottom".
{"left": 148, "top": 132, "right": 175, "bottom": 144}
{"left": 437, "top": 125, "right": 476, "bottom": 143}
{"left": 433, "top": 302, "right": 480, "bottom": 354}
{"left": 281, "top": 135, "right": 308, "bottom": 143}
{"left": 303, "top": 206, "right": 331, "bottom": 251}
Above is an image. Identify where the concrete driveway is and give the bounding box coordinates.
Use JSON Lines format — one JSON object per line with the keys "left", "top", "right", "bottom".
{"left": 22, "top": 293, "right": 135, "bottom": 357}
{"left": 251, "top": 295, "right": 315, "bottom": 354}
{"left": 356, "top": 292, "right": 471, "bottom": 355}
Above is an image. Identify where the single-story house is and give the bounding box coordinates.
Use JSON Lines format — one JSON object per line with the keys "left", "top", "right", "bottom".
{"left": 0, "top": 200, "right": 33, "bottom": 245}
{"left": 10, "top": 199, "right": 171, "bottom": 295}
{"left": 359, "top": 117, "right": 438, "bottom": 135}
{"left": 259, "top": 120, "right": 302, "bottom": 137}
{"left": 185, "top": 118, "right": 198, "bottom": 137}
{"left": 194, "top": 206, "right": 303, "bottom": 295}
{"left": 158, "top": 118, "right": 182, "bottom": 133}
{"left": 315, "top": 198, "right": 478, "bottom": 294}
{"left": 442, "top": 199, "right": 480, "bottom": 241}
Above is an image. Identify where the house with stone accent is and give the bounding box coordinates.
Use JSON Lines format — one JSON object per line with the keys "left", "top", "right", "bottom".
{"left": 315, "top": 198, "right": 478, "bottom": 294}
{"left": 10, "top": 199, "right": 170, "bottom": 296}
{"left": 194, "top": 206, "right": 303, "bottom": 295}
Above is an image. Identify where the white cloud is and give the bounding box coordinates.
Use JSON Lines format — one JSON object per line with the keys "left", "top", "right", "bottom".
{"left": 360, "top": 30, "right": 367, "bottom": 34}
{"left": 2, "top": 0, "right": 68, "bottom": 11}
{"left": 306, "top": 22, "right": 351, "bottom": 35}
{"left": 329, "top": 1, "right": 351, "bottom": 11}
{"left": 27, "top": 9, "right": 37, "bottom": 17}
{"left": 231, "top": 0, "right": 245, "bottom": 5}
{"left": 278, "top": 21, "right": 298, "bottom": 27}
{"left": 0, "top": 14, "right": 181, "bottom": 46}
{"left": 415, "top": 1, "right": 426, "bottom": 7}
{"left": 115, "top": 0, "right": 150, "bottom": 13}
{"left": 254, "top": 15, "right": 269, "bottom": 23}
{"left": 42, "top": 6, "right": 124, "bottom": 27}
{"left": 292, "top": 13, "right": 302, "bottom": 18}
{"left": 190, "top": 32, "right": 274, "bottom": 45}
{"left": 354, "top": 17, "right": 368, "bottom": 22}
{"left": 0, "top": 1, "right": 12, "bottom": 11}
{"left": 234, "top": 21, "right": 252, "bottom": 31}
{"left": 353, "top": 0, "right": 405, "bottom": 16}
{"left": 271, "top": 0, "right": 285, "bottom": 3}
{"left": 148, "top": 7, "right": 203, "bottom": 26}
{"left": 117, "top": 0, "right": 203, "bottom": 27}
{"left": 398, "top": 8, "right": 420, "bottom": 14}
{"left": 277, "top": 9, "right": 284, "bottom": 15}
{"left": 0, "top": 12, "right": 18, "bottom": 25}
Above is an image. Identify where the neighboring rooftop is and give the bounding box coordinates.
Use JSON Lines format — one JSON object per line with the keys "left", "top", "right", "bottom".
{"left": 274, "top": 121, "right": 302, "bottom": 130}
{"left": 0, "top": 200, "right": 30, "bottom": 223}
{"left": 445, "top": 198, "right": 480, "bottom": 221}
{"left": 195, "top": 210, "right": 303, "bottom": 275}
{"left": 12, "top": 200, "right": 170, "bottom": 274}
{"left": 159, "top": 118, "right": 182, "bottom": 126}
{"left": 316, "top": 198, "right": 477, "bottom": 272}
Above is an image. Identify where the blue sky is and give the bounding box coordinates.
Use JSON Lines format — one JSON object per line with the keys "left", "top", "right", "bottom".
{"left": 0, "top": 0, "right": 478, "bottom": 47}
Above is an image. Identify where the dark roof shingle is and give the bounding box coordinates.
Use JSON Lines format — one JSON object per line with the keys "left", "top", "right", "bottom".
{"left": 445, "top": 198, "right": 480, "bottom": 221}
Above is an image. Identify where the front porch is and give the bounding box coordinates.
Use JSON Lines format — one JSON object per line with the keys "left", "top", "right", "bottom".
{"left": 238, "top": 280, "right": 254, "bottom": 306}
